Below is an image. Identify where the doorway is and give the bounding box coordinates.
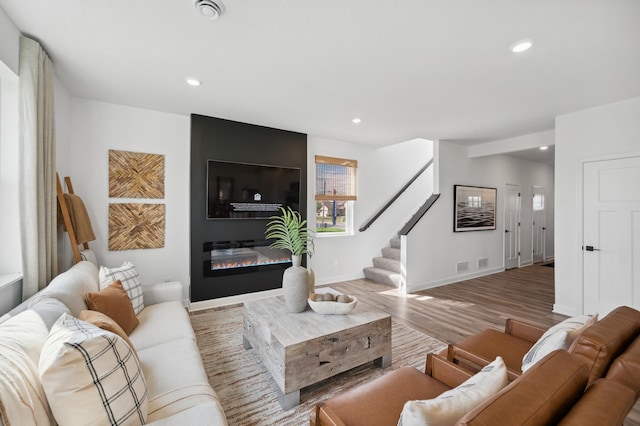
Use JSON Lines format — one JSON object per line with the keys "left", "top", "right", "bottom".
{"left": 504, "top": 184, "right": 521, "bottom": 270}
{"left": 532, "top": 186, "right": 546, "bottom": 263}
{"left": 583, "top": 156, "right": 640, "bottom": 314}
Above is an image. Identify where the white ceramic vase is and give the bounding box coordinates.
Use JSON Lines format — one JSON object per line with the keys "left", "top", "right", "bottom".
{"left": 283, "top": 255, "right": 309, "bottom": 313}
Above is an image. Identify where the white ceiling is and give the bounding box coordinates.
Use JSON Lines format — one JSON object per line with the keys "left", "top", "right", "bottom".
{"left": 1, "top": 0, "right": 639, "bottom": 148}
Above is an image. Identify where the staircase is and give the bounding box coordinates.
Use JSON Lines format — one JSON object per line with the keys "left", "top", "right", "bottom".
{"left": 363, "top": 237, "right": 402, "bottom": 287}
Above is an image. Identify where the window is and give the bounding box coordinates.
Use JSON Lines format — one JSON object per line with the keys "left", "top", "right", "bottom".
{"left": 0, "top": 63, "right": 21, "bottom": 274}
{"left": 315, "top": 155, "right": 357, "bottom": 235}
{"left": 533, "top": 194, "right": 545, "bottom": 211}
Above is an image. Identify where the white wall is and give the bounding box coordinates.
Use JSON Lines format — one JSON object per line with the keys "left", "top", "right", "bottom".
{"left": 65, "top": 99, "right": 190, "bottom": 300}
{"left": 0, "top": 63, "right": 20, "bottom": 274}
{"left": 406, "top": 141, "right": 554, "bottom": 292}
{"left": 554, "top": 96, "right": 640, "bottom": 315}
{"left": 0, "top": 5, "right": 20, "bottom": 75}
{"left": 307, "top": 137, "right": 434, "bottom": 285}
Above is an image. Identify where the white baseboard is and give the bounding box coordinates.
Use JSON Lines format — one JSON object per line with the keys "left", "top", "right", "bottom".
{"left": 189, "top": 288, "right": 284, "bottom": 312}
{"left": 407, "top": 267, "right": 505, "bottom": 293}
{"left": 519, "top": 260, "right": 533, "bottom": 267}
{"left": 553, "top": 303, "right": 578, "bottom": 316}
{"left": 314, "top": 272, "right": 364, "bottom": 286}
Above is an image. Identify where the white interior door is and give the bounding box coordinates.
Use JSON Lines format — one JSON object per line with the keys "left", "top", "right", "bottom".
{"left": 504, "top": 184, "right": 520, "bottom": 270}
{"left": 583, "top": 156, "right": 640, "bottom": 315}
{"left": 532, "top": 187, "right": 546, "bottom": 263}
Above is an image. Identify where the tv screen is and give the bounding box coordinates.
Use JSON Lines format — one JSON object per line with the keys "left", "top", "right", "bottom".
{"left": 206, "top": 160, "right": 301, "bottom": 219}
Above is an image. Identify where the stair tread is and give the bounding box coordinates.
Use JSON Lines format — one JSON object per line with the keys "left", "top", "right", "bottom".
{"left": 381, "top": 247, "right": 401, "bottom": 260}
{"left": 372, "top": 256, "right": 401, "bottom": 273}
{"left": 390, "top": 238, "right": 401, "bottom": 249}
{"left": 363, "top": 266, "right": 401, "bottom": 288}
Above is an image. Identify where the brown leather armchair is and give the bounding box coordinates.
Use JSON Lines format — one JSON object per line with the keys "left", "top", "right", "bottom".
{"left": 310, "top": 354, "right": 473, "bottom": 426}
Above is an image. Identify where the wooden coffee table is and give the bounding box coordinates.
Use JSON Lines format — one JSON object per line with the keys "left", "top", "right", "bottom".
{"left": 243, "top": 293, "right": 392, "bottom": 410}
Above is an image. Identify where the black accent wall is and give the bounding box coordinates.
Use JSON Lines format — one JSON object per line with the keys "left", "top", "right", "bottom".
{"left": 190, "top": 114, "right": 307, "bottom": 301}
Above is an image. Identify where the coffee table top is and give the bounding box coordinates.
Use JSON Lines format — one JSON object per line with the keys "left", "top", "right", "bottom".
{"left": 243, "top": 292, "right": 391, "bottom": 347}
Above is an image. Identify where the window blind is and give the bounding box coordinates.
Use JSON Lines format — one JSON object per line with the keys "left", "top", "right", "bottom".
{"left": 315, "top": 155, "right": 357, "bottom": 201}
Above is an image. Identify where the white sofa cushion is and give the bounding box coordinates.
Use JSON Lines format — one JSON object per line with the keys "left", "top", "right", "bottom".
{"left": 147, "top": 399, "right": 228, "bottom": 426}
{"left": 138, "top": 338, "right": 210, "bottom": 399}
{"left": 35, "top": 261, "right": 100, "bottom": 316}
{"left": 139, "top": 338, "right": 228, "bottom": 424}
{"left": 129, "top": 302, "right": 194, "bottom": 350}
{"left": 27, "top": 297, "right": 70, "bottom": 330}
{"left": 39, "top": 313, "right": 148, "bottom": 426}
{"left": 100, "top": 261, "right": 145, "bottom": 314}
{"left": 0, "top": 310, "right": 55, "bottom": 425}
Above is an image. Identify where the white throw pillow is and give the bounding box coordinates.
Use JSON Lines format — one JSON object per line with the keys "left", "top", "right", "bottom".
{"left": 398, "top": 356, "right": 508, "bottom": 426}
{"left": 39, "top": 313, "right": 148, "bottom": 426}
{"left": 100, "top": 261, "right": 144, "bottom": 314}
{"left": 521, "top": 314, "right": 597, "bottom": 372}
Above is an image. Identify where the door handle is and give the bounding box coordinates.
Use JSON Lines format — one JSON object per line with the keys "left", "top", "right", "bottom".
{"left": 505, "top": 230, "right": 510, "bottom": 233}
{"left": 584, "top": 245, "right": 600, "bottom": 252}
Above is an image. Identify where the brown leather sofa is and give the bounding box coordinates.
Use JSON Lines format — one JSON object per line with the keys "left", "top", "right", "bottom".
{"left": 310, "top": 306, "right": 640, "bottom": 426}
{"left": 310, "top": 350, "right": 636, "bottom": 426}
{"left": 449, "top": 306, "right": 640, "bottom": 385}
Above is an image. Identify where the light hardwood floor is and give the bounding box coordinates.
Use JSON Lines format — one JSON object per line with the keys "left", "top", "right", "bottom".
{"left": 328, "top": 263, "right": 640, "bottom": 426}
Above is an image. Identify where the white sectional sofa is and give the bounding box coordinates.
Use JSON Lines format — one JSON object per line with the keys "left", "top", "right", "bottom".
{"left": 0, "top": 260, "right": 227, "bottom": 425}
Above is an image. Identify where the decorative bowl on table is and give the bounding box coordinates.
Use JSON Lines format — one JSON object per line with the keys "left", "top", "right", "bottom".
{"left": 308, "top": 289, "right": 357, "bottom": 315}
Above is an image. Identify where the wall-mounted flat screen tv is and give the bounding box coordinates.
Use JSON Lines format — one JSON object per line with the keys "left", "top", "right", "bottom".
{"left": 206, "top": 160, "right": 301, "bottom": 219}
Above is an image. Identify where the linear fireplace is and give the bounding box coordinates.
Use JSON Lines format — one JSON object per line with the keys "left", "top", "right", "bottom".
{"left": 190, "top": 114, "right": 307, "bottom": 302}
{"left": 203, "top": 240, "right": 291, "bottom": 277}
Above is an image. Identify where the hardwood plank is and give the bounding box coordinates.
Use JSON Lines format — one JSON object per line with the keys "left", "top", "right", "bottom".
{"left": 326, "top": 263, "right": 640, "bottom": 426}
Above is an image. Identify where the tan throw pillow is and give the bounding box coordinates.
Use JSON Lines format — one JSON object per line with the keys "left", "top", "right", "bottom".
{"left": 85, "top": 280, "right": 139, "bottom": 334}
{"left": 79, "top": 310, "right": 138, "bottom": 359}
{"left": 39, "top": 313, "right": 147, "bottom": 426}
{"left": 522, "top": 314, "right": 598, "bottom": 372}
{"left": 398, "top": 356, "right": 508, "bottom": 426}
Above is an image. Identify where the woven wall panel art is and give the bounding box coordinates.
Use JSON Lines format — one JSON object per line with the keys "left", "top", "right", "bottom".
{"left": 108, "top": 203, "right": 165, "bottom": 250}
{"left": 109, "top": 150, "right": 164, "bottom": 198}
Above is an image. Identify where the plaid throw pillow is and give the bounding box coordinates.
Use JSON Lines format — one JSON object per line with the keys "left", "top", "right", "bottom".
{"left": 39, "top": 313, "right": 148, "bottom": 426}
{"left": 99, "top": 261, "right": 144, "bottom": 314}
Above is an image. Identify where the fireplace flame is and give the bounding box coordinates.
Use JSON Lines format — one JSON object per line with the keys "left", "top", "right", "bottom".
{"left": 211, "top": 255, "right": 291, "bottom": 270}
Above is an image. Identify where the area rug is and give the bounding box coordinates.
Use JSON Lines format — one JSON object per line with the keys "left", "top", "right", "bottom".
{"left": 190, "top": 305, "right": 447, "bottom": 426}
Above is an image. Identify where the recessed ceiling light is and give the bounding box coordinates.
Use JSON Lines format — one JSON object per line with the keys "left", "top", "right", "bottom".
{"left": 352, "top": 118, "right": 362, "bottom": 124}
{"left": 540, "top": 146, "right": 548, "bottom": 151}
{"left": 511, "top": 40, "right": 533, "bottom": 53}
{"left": 195, "top": 0, "right": 224, "bottom": 19}
{"left": 185, "top": 78, "right": 202, "bottom": 87}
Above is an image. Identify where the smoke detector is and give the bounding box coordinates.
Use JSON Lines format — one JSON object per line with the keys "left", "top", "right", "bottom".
{"left": 195, "top": 0, "right": 224, "bottom": 19}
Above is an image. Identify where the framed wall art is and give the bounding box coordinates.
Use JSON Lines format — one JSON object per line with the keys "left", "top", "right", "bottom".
{"left": 109, "top": 149, "right": 165, "bottom": 199}
{"left": 108, "top": 203, "right": 165, "bottom": 250}
{"left": 453, "top": 185, "right": 497, "bottom": 232}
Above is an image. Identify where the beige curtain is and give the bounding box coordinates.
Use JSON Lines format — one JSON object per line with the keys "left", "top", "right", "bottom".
{"left": 18, "top": 36, "right": 57, "bottom": 300}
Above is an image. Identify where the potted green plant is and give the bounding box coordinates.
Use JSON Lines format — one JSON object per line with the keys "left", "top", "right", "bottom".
{"left": 265, "top": 207, "right": 315, "bottom": 312}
